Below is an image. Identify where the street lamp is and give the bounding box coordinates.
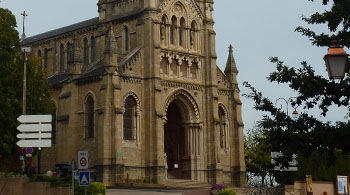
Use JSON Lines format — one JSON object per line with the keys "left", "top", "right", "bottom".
{"left": 275, "top": 97, "right": 299, "bottom": 119}
{"left": 324, "top": 40, "right": 349, "bottom": 79}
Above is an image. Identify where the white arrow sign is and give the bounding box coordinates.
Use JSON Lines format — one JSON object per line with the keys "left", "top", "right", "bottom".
{"left": 17, "top": 124, "right": 52, "bottom": 132}
{"left": 17, "top": 115, "right": 52, "bottom": 123}
{"left": 17, "top": 133, "right": 52, "bottom": 139}
{"left": 16, "top": 140, "right": 52, "bottom": 148}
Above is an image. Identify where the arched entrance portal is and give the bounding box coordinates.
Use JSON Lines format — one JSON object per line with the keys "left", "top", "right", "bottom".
{"left": 164, "top": 102, "right": 189, "bottom": 179}
{"left": 163, "top": 90, "right": 203, "bottom": 181}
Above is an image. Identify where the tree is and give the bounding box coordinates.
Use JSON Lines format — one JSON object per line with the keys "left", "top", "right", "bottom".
{"left": 245, "top": 126, "right": 275, "bottom": 187}
{"left": 243, "top": 0, "right": 350, "bottom": 181}
{"left": 0, "top": 8, "right": 54, "bottom": 172}
{"left": 0, "top": 7, "right": 22, "bottom": 160}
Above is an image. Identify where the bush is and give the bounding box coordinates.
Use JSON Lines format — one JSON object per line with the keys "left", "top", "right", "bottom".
{"left": 28, "top": 175, "right": 106, "bottom": 195}
{"left": 218, "top": 189, "right": 237, "bottom": 195}
{"left": 87, "top": 182, "right": 106, "bottom": 195}
{"left": 29, "top": 175, "right": 72, "bottom": 187}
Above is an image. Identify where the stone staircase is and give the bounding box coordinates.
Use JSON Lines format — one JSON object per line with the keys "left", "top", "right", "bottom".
{"left": 165, "top": 179, "right": 212, "bottom": 189}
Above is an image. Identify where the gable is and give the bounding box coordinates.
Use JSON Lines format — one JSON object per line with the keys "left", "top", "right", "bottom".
{"left": 159, "top": 0, "right": 203, "bottom": 22}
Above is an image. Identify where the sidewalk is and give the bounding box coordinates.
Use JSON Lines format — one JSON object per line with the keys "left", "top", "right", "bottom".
{"left": 107, "top": 188, "right": 211, "bottom": 195}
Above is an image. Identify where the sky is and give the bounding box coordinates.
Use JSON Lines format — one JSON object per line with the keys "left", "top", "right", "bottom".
{"left": 1, "top": 0, "right": 348, "bottom": 131}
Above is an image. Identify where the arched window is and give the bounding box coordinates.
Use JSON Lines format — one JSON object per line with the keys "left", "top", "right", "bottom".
{"left": 91, "top": 36, "right": 96, "bottom": 63}
{"left": 60, "top": 44, "right": 64, "bottom": 72}
{"left": 190, "top": 21, "right": 197, "bottom": 46}
{"left": 170, "top": 16, "right": 177, "bottom": 45}
{"left": 67, "top": 42, "right": 71, "bottom": 64}
{"left": 52, "top": 107, "right": 57, "bottom": 144}
{"left": 44, "top": 48, "right": 48, "bottom": 69}
{"left": 37, "top": 50, "right": 42, "bottom": 72}
{"left": 123, "top": 95, "right": 137, "bottom": 140}
{"left": 179, "top": 17, "right": 185, "bottom": 46}
{"left": 218, "top": 106, "right": 227, "bottom": 148}
{"left": 161, "top": 16, "right": 167, "bottom": 41}
{"left": 86, "top": 95, "right": 95, "bottom": 139}
{"left": 124, "top": 27, "right": 129, "bottom": 52}
{"left": 84, "top": 38, "right": 89, "bottom": 65}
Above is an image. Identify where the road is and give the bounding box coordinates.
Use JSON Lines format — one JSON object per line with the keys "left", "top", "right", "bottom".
{"left": 107, "top": 188, "right": 211, "bottom": 195}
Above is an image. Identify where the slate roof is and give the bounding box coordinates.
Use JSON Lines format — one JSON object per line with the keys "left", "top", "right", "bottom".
{"left": 21, "top": 17, "right": 99, "bottom": 45}
{"left": 75, "top": 66, "right": 105, "bottom": 82}
{"left": 46, "top": 73, "right": 70, "bottom": 87}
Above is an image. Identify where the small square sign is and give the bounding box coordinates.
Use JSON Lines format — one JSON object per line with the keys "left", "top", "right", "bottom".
{"left": 79, "top": 171, "right": 90, "bottom": 186}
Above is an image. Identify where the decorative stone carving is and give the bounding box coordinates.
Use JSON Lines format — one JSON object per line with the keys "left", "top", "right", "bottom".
{"left": 163, "top": 89, "right": 200, "bottom": 122}
{"left": 122, "top": 91, "right": 141, "bottom": 113}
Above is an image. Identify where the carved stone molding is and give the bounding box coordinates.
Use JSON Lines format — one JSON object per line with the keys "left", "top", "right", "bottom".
{"left": 163, "top": 89, "right": 200, "bottom": 122}
{"left": 160, "top": 80, "right": 202, "bottom": 91}
{"left": 122, "top": 91, "right": 141, "bottom": 113}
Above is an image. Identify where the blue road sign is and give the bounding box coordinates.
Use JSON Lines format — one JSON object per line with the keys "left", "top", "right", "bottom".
{"left": 79, "top": 171, "right": 90, "bottom": 186}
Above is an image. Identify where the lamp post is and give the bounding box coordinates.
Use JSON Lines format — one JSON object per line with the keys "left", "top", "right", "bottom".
{"left": 275, "top": 97, "right": 299, "bottom": 119}
{"left": 324, "top": 40, "right": 349, "bottom": 79}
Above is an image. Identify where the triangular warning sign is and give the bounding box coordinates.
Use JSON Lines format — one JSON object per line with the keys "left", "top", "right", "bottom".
{"left": 81, "top": 174, "right": 88, "bottom": 184}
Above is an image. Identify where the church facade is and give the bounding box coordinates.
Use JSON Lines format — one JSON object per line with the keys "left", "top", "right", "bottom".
{"left": 22, "top": 0, "right": 246, "bottom": 187}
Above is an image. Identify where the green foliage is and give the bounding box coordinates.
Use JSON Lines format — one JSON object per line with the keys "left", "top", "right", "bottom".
{"left": 0, "top": 8, "right": 21, "bottom": 160}
{"left": 87, "top": 182, "right": 107, "bottom": 195}
{"left": 245, "top": 127, "right": 274, "bottom": 187}
{"left": 295, "top": 0, "right": 350, "bottom": 48}
{"left": 0, "top": 8, "right": 54, "bottom": 172}
{"left": 29, "top": 175, "right": 106, "bottom": 195}
{"left": 243, "top": 0, "right": 350, "bottom": 183}
{"left": 218, "top": 189, "right": 237, "bottom": 195}
{"left": 296, "top": 150, "right": 350, "bottom": 181}
{"left": 29, "top": 175, "right": 71, "bottom": 187}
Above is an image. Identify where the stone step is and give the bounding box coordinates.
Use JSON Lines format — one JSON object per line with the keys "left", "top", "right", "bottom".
{"left": 165, "top": 179, "right": 212, "bottom": 189}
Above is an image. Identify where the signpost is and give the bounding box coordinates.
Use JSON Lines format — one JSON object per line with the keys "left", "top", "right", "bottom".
{"left": 271, "top": 152, "right": 298, "bottom": 171}
{"left": 271, "top": 152, "right": 298, "bottom": 195}
{"left": 337, "top": 176, "right": 349, "bottom": 195}
{"left": 78, "top": 151, "right": 89, "bottom": 170}
{"left": 77, "top": 151, "right": 90, "bottom": 194}
{"left": 306, "top": 175, "right": 313, "bottom": 195}
{"left": 16, "top": 115, "right": 52, "bottom": 174}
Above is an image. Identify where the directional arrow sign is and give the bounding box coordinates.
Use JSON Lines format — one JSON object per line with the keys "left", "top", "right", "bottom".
{"left": 16, "top": 140, "right": 51, "bottom": 148}
{"left": 17, "top": 124, "right": 52, "bottom": 132}
{"left": 17, "top": 133, "right": 51, "bottom": 139}
{"left": 17, "top": 115, "right": 52, "bottom": 123}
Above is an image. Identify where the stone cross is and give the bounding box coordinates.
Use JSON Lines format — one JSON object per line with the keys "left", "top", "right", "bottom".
{"left": 21, "top": 11, "right": 28, "bottom": 40}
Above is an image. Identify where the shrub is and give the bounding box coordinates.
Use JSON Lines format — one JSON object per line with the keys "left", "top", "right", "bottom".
{"left": 29, "top": 175, "right": 71, "bottom": 187}
{"left": 87, "top": 182, "right": 106, "bottom": 195}
{"left": 218, "top": 189, "right": 237, "bottom": 195}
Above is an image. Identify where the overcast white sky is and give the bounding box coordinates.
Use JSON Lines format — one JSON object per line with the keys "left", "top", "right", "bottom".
{"left": 1, "top": 0, "right": 348, "bottom": 131}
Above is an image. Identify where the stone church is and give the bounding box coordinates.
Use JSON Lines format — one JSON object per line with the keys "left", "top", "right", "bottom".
{"left": 21, "top": 0, "right": 246, "bottom": 187}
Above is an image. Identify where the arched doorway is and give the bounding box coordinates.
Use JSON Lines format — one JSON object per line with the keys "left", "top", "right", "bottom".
{"left": 164, "top": 102, "right": 189, "bottom": 179}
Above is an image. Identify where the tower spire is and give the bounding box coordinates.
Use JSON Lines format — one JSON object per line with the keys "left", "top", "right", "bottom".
{"left": 224, "top": 44, "right": 238, "bottom": 74}
{"left": 20, "top": 11, "right": 28, "bottom": 40}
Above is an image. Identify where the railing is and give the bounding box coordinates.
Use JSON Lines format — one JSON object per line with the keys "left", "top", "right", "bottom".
{"left": 243, "top": 187, "right": 302, "bottom": 195}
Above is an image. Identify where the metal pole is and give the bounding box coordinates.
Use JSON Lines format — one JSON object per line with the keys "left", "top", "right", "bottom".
{"left": 37, "top": 148, "right": 41, "bottom": 174}
{"left": 85, "top": 186, "right": 87, "bottom": 195}
{"left": 72, "top": 161, "right": 74, "bottom": 195}
{"left": 22, "top": 50, "right": 27, "bottom": 115}
{"left": 22, "top": 50, "right": 27, "bottom": 174}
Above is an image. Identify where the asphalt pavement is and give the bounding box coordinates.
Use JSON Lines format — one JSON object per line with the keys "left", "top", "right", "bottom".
{"left": 107, "top": 188, "right": 211, "bottom": 195}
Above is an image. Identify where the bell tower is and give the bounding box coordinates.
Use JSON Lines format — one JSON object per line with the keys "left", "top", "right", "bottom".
{"left": 97, "top": 0, "right": 160, "bottom": 22}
